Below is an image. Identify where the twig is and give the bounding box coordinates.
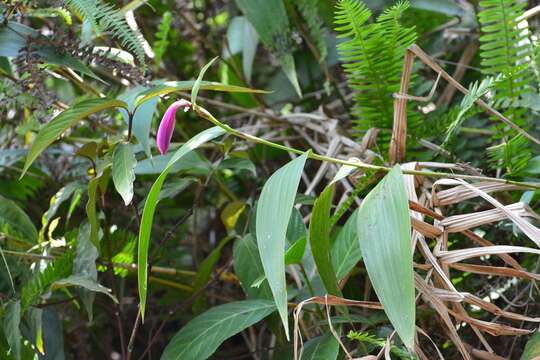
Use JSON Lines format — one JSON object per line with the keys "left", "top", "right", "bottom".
{"left": 193, "top": 104, "right": 540, "bottom": 190}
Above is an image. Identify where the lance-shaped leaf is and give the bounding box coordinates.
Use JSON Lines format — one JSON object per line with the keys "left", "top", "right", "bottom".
{"left": 135, "top": 80, "right": 268, "bottom": 107}
{"left": 332, "top": 209, "right": 361, "bottom": 281}
{"left": 309, "top": 185, "right": 340, "bottom": 296}
{"left": 112, "top": 143, "right": 137, "bottom": 206}
{"left": 0, "top": 195, "right": 37, "bottom": 244}
{"left": 356, "top": 165, "right": 415, "bottom": 349}
{"left": 161, "top": 300, "right": 275, "bottom": 360}
{"left": 21, "top": 98, "right": 127, "bottom": 177}
{"left": 138, "top": 127, "right": 226, "bottom": 320}
{"left": 256, "top": 152, "right": 309, "bottom": 339}
{"left": 3, "top": 300, "right": 21, "bottom": 360}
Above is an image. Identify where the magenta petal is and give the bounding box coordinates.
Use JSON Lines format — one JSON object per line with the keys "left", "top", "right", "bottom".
{"left": 156, "top": 99, "right": 192, "bottom": 155}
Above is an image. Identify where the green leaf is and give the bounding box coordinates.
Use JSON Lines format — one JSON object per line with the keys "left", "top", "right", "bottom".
{"left": 332, "top": 209, "right": 361, "bottom": 281}
{"left": 40, "top": 182, "right": 83, "bottom": 241}
{"left": 302, "top": 333, "right": 339, "bottom": 360}
{"left": 192, "top": 57, "right": 220, "bottom": 106}
{"left": 522, "top": 331, "right": 540, "bottom": 360}
{"left": 135, "top": 80, "right": 268, "bottom": 107}
{"left": 112, "top": 143, "right": 137, "bottom": 206}
{"left": 3, "top": 300, "right": 21, "bottom": 360}
{"left": 226, "top": 16, "right": 259, "bottom": 81}
{"left": 74, "top": 222, "right": 99, "bottom": 320}
{"left": 192, "top": 236, "right": 234, "bottom": 291}
{"left": 161, "top": 300, "right": 275, "bottom": 360}
{"left": 235, "top": 0, "right": 301, "bottom": 96}
{"left": 233, "top": 234, "right": 272, "bottom": 299}
{"left": 284, "top": 236, "right": 307, "bottom": 265}
{"left": 52, "top": 275, "right": 116, "bottom": 302}
{"left": 218, "top": 157, "right": 257, "bottom": 176}
{"left": 356, "top": 165, "right": 415, "bottom": 349}
{"left": 21, "top": 98, "right": 127, "bottom": 177}
{"left": 119, "top": 86, "right": 158, "bottom": 159}
{"left": 85, "top": 177, "right": 100, "bottom": 249}
{"left": 0, "top": 195, "right": 37, "bottom": 244}
{"left": 138, "top": 127, "right": 226, "bottom": 320}
{"left": 309, "top": 185, "right": 340, "bottom": 296}
{"left": 256, "top": 152, "right": 309, "bottom": 339}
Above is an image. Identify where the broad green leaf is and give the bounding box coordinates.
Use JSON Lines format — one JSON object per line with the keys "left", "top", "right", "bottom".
{"left": 233, "top": 234, "right": 272, "bottom": 299}
{"left": 135, "top": 151, "right": 211, "bottom": 175}
{"left": 235, "top": 0, "right": 301, "bottom": 96}
{"left": 0, "top": 195, "right": 37, "bottom": 244}
{"left": 226, "top": 16, "right": 259, "bottom": 81}
{"left": 138, "top": 127, "right": 226, "bottom": 320}
{"left": 218, "top": 157, "right": 257, "bottom": 176}
{"left": 3, "top": 300, "right": 21, "bottom": 360}
{"left": 220, "top": 201, "right": 246, "bottom": 233}
{"left": 40, "top": 309, "right": 65, "bottom": 360}
{"left": 309, "top": 185, "right": 340, "bottom": 295}
{"left": 332, "top": 209, "right": 361, "bottom": 281}
{"left": 302, "top": 333, "right": 339, "bottom": 360}
{"left": 286, "top": 207, "right": 307, "bottom": 245}
{"left": 74, "top": 223, "right": 99, "bottom": 320}
{"left": 256, "top": 152, "right": 309, "bottom": 339}
{"left": 192, "top": 57, "right": 219, "bottom": 106}
{"left": 135, "top": 80, "right": 268, "bottom": 107}
{"left": 112, "top": 143, "right": 137, "bottom": 206}
{"left": 53, "top": 275, "right": 117, "bottom": 302}
{"left": 0, "top": 22, "right": 37, "bottom": 57}
{"left": 118, "top": 85, "right": 158, "bottom": 159}
{"left": 284, "top": 236, "right": 307, "bottom": 265}
{"left": 21, "top": 98, "right": 127, "bottom": 177}
{"left": 161, "top": 300, "right": 275, "bottom": 360}
{"left": 40, "top": 182, "right": 83, "bottom": 241}
{"left": 522, "top": 331, "right": 540, "bottom": 360}
{"left": 356, "top": 166, "right": 415, "bottom": 349}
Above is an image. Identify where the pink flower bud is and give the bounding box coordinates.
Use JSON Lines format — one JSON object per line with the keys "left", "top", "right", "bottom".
{"left": 156, "top": 99, "right": 192, "bottom": 155}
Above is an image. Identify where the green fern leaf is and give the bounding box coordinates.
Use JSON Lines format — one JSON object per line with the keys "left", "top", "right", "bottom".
{"left": 477, "top": 0, "right": 531, "bottom": 123}
{"left": 63, "top": 0, "right": 146, "bottom": 70}
{"left": 334, "top": 0, "right": 417, "bottom": 147}
{"left": 21, "top": 252, "right": 74, "bottom": 310}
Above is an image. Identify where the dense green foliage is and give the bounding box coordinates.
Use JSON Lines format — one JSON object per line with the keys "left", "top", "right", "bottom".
{"left": 1, "top": 0, "right": 540, "bottom": 359}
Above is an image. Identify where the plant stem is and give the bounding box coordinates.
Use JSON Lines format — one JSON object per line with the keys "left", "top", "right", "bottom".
{"left": 193, "top": 105, "right": 540, "bottom": 190}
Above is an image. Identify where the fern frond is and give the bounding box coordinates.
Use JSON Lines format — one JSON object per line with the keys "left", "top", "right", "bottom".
{"left": 334, "top": 0, "right": 417, "bottom": 146}
{"left": 296, "top": 0, "right": 327, "bottom": 61}
{"left": 444, "top": 75, "right": 502, "bottom": 144}
{"left": 63, "top": 0, "right": 146, "bottom": 70}
{"left": 153, "top": 11, "right": 172, "bottom": 71}
{"left": 21, "top": 251, "right": 74, "bottom": 310}
{"left": 488, "top": 135, "right": 532, "bottom": 176}
{"left": 477, "top": 0, "right": 530, "bottom": 112}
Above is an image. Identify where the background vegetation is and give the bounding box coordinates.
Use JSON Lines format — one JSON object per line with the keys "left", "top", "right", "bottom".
{"left": 1, "top": 0, "right": 540, "bottom": 359}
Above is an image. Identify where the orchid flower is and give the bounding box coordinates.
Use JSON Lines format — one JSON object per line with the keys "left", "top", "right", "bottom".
{"left": 156, "top": 99, "right": 192, "bottom": 155}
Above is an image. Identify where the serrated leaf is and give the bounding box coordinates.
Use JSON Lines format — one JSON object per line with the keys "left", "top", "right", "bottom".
{"left": 3, "top": 300, "right": 21, "bottom": 360}
{"left": 112, "top": 143, "right": 137, "bottom": 206}
{"left": 332, "top": 209, "right": 361, "bottom": 281}
{"left": 356, "top": 166, "right": 415, "bottom": 349}
{"left": 138, "top": 127, "right": 226, "bottom": 320}
{"left": 21, "top": 98, "right": 127, "bottom": 177}
{"left": 256, "top": 152, "right": 309, "bottom": 339}
{"left": 0, "top": 195, "right": 37, "bottom": 244}
{"left": 161, "top": 300, "right": 275, "bottom": 360}
{"left": 309, "top": 185, "right": 340, "bottom": 296}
